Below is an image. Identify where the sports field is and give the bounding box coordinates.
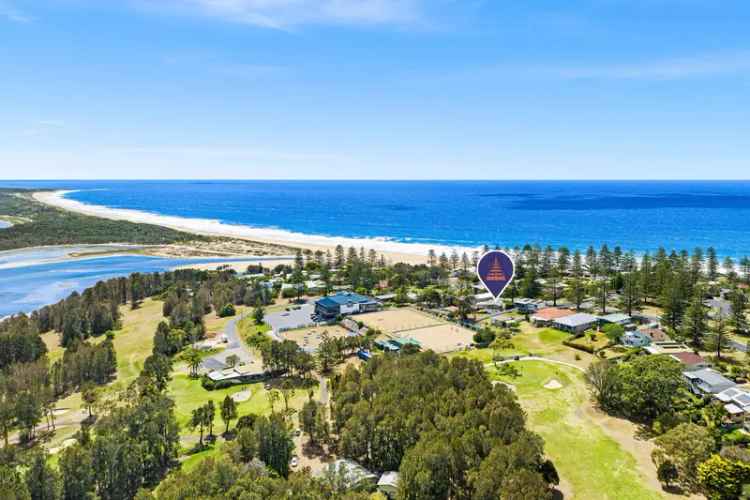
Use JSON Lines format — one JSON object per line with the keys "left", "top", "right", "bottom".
{"left": 358, "top": 308, "right": 475, "bottom": 353}
{"left": 357, "top": 308, "right": 443, "bottom": 333}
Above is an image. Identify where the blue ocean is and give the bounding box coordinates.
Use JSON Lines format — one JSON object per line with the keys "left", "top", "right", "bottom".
{"left": 3, "top": 180, "right": 750, "bottom": 315}
{"left": 5, "top": 180, "right": 750, "bottom": 256}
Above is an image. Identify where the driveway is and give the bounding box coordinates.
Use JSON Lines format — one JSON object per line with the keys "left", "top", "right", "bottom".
{"left": 201, "top": 312, "right": 254, "bottom": 371}
{"left": 729, "top": 339, "right": 748, "bottom": 352}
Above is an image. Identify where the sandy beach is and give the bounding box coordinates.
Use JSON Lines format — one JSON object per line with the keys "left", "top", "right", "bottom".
{"left": 32, "top": 190, "right": 469, "bottom": 265}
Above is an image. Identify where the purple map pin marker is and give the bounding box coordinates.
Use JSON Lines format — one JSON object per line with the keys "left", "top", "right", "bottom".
{"left": 477, "top": 250, "right": 515, "bottom": 301}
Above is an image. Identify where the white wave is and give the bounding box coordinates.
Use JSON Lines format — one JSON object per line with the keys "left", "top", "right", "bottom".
{"left": 34, "top": 190, "right": 477, "bottom": 259}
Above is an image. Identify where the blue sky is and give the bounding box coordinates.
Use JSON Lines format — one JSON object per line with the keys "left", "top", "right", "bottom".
{"left": 1, "top": 0, "right": 749, "bottom": 179}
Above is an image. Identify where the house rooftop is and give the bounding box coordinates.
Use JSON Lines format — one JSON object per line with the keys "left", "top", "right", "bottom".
{"left": 639, "top": 328, "right": 671, "bottom": 342}
{"left": 554, "top": 313, "right": 599, "bottom": 328}
{"left": 669, "top": 352, "right": 706, "bottom": 366}
{"left": 514, "top": 298, "right": 543, "bottom": 304}
{"left": 600, "top": 313, "right": 631, "bottom": 323}
{"left": 623, "top": 330, "right": 650, "bottom": 341}
{"left": 317, "top": 292, "right": 375, "bottom": 308}
{"left": 684, "top": 368, "right": 735, "bottom": 387}
{"left": 532, "top": 307, "right": 574, "bottom": 321}
{"left": 716, "top": 387, "right": 750, "bottom": 408}
{"left": 643, "top": 341, "right": 690, "bottom": 355}
{"left": 725, "top": 403, "right": 744, "bottom": 415}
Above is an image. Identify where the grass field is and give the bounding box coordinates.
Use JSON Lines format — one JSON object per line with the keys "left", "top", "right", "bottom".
{"left": 453, "top": 327, "right": 590, "bottom": 367}
{"left": 109, "top": 299, "right": 164, "bottom": 388}
{"left": 40, "top": 331, "right": 65, "bottom": 363}
{"left": 168, "top": 372, "right": 317, "bottom": 429}
{"left": 39, "top": 299, "right": 163, "bottom": 453}
{"left": 489, "top": 360, "right": 663, "bottom": 500}
{"left": 38, "top": 294, "right": 325, "bottom": 477}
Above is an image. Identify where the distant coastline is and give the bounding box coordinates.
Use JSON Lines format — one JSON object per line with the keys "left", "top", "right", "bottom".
{"left": 33, "top": 190, "right": 442, "bottom": 264}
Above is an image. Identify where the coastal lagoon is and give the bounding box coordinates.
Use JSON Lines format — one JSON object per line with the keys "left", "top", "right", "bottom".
{"left": 5, "top": 180, "right": 750, "bottom": 256}
{"left": 0, "top": 247, "right": 285, "bottom": 317}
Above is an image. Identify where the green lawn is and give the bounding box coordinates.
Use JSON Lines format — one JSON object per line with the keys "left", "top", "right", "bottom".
{"left": 108, "top": 299, "right": 164, "bottom": 390}
{"left": 181, "top": 445, "right": 223, "bottom": 472}
{"left": 490, "top": 361, "right": 662, "bottom": 500}
{"left": 450, "top": 328, "right": 572, "bottom": 362}
{"left": 168, "top": 371, "right": 320, "bottom": 472}
{"left": 168, "top": 371, "right": 319, "bottom": 434}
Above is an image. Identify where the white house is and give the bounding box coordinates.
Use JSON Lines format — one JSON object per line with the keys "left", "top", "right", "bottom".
{"left": 715, "top": 387, "right": 750, "bottom": 420}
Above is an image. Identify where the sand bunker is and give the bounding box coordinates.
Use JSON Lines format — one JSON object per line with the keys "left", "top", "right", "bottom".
{"left": 231, "top": 389, "right": 251, "bottom": 402}
{"left": 544, "top": 379, "right": 563, "bottom": 390}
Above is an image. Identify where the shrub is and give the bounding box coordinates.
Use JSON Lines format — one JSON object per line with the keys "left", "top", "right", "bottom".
{"left": 201, "top": 375, "right": 238, "bottom": 391}
{"left": 722, "top": 429, "right": 750, "bottom": 446}
{"left": 562, "top": 339, "right": 595, "bottom": 354}
{"left": 219, "top": 303, "right": 236, "bottom": 317}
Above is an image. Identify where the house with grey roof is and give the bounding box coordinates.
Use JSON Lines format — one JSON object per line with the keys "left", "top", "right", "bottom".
{"left": 553, "top": 313, "right": 599, "bottom": 334}
{"left": 684, "top": 368, "right": 736, "bottom": 396}
{"left": 513, "top": 298, "right": 545, "bottom": 313}
{"left": 314, "top": 292, "right": 380, "bottom": 320}
{"left": 600, "top": 312, "right": 632, "bottom": 326}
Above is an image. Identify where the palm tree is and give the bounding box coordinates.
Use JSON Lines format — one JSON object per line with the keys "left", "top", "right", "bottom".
{"left": 183, "top": 347, "right": 203, "bottom": 378}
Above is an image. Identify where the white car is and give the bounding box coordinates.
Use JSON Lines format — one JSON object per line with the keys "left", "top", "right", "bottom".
{"left": 290, "top": 457, "right": 299, "bottom": 468}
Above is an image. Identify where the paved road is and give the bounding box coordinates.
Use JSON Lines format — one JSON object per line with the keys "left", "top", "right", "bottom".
{"left": 729, "top": 339, "right": 748, "bottom": 352}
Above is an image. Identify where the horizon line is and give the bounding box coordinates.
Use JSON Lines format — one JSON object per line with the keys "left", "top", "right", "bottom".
{"left": 3, "top": 178, "right": 750, "bottom": 183}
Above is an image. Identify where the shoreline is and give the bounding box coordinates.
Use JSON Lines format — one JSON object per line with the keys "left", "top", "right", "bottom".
{"left": 0, "top": 243, "right": 294, "bottom": 272}
{"left": 32, "top": 190, "right": 468, "bottom": 265}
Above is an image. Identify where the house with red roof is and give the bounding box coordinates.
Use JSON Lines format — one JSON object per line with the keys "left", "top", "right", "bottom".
{"left": 670, "top": 352, "right": 710, "bottom": 371}
{"left": 530, "top": 307, "right": 574, "bottom": 327}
